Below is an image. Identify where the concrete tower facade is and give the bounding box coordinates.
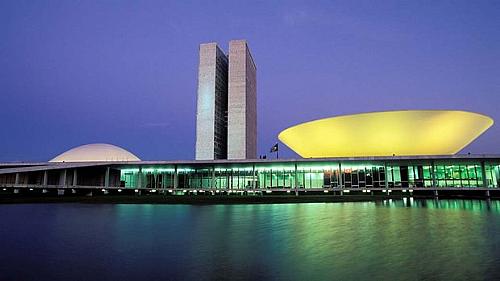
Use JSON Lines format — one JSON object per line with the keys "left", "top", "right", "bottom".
{"left": 227, "top": 40, "right": 257, "bottom": 159}
{"left": 195, "top": 43, "right": 228, "bottom": 160}
{"left": 195, "top": 40, "right": 256, "bottom": 160}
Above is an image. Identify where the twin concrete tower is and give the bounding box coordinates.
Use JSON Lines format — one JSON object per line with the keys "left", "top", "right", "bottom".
{"left": 195, "top": 40, "right": 257, "bottom": 160}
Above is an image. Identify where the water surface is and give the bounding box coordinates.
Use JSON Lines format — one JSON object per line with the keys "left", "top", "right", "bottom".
{"left": 1, "top": 199, "right": 499, "bottom": 281}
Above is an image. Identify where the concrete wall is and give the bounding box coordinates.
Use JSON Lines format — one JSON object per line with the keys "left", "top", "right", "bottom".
{"left": 227, "top": 40, "right": 257, "bottom": 159}
{"left": 195, "top": 43, "right": 228, "bottom": 160}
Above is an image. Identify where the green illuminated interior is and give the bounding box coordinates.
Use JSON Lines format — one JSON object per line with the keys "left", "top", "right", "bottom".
{"left": 119, "top": 161, "right": 500, "bottom": 189}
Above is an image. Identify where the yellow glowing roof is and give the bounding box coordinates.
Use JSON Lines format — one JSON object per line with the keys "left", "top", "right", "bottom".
{"left": 278, "top": 110, "right": 494, "bottom": 158}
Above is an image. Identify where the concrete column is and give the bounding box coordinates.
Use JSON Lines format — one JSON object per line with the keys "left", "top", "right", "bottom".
{"left": 161, "top": 171, "right": 167, "bottom": 194}
{"left": 15, "top": 173, "right": 20, "bottom": 185}
{"left": 481, "top": 161, "right": 488, "bottom": 188}
{"left": 294, "top": 163, "right": 298, "bottom": 196}
{"left": 252, "top": 164, "right": 256, "bottom": 190}
{"left": 105, "top": 167, "right": 110, "bottom": 188}
{"left": 137, "top": 167, "right": 142, "bottom": 188}
{"left": 211, "top": 167, "right": 216, "bottom": 190}
{"left": 43, "top": 171, "right": 48, "bottom": 186}
{"left": 486, "top": 190, "right": 491, "bottom": 198}
{"left": 431, "top": 160, "right": 437, "bottom": 188}
{"left": 73, "top": 169, "right": 78, "bottom": 187}
{"left": 60, "top": 170, "right": 67, "bottom": 187}
{"left": 338, "top": 163, "right": 343, "bottom": 189}
{"left": 384, "top": 162, "right": 389, "bottom": 190}
{"left": 434, "top": 190, "right": 439, "bottom": 197}
{"left": 173, "top": 165, "right": 178, "bottom": 189}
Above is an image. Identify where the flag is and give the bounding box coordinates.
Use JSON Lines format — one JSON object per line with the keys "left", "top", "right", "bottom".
{"left": 270, "top": 143, "right": 279, "bottom": 153}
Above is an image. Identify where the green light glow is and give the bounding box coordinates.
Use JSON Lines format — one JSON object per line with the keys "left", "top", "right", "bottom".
{"left": 114, "top": 161, "right": 500, "bottom": 189}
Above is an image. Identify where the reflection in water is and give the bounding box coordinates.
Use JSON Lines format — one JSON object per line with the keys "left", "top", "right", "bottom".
{"left": 1, "top": 200, "right": 500, "bottom": 281}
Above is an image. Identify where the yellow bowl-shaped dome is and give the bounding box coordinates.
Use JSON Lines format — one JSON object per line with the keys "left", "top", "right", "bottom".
{"left": 278, "top": 110, "right": 494, "bottom": 158}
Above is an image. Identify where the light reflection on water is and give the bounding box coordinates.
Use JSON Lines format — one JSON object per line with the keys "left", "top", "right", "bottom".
{"left": 1, "top": 199, "right": 500, "bottom": 281}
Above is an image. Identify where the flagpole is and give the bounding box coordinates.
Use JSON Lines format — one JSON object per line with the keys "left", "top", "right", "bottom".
{"left": 270, "top": 143, "right": 279, "bottom": 159}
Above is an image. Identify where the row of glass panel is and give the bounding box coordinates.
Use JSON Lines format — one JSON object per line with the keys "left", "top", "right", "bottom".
{"left": 119, "top": 162, "right": 500, "bottom": 189}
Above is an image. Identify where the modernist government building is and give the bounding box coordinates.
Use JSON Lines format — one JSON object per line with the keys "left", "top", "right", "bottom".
{"left": 1, "top": 40, "right": 499, "bottom": 197}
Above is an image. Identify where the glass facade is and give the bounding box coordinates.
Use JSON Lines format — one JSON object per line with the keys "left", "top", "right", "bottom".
{"left": 118, "top": 159, "right": 500, "bottom": 190}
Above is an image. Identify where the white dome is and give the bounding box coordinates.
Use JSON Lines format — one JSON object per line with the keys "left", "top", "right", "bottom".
{"left": 50, "top": 143, "right": 141, "bottom": 162}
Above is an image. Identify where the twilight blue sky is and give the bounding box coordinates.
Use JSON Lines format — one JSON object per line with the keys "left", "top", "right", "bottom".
{"left": 1, "top": 0, "right": 499, "bottom": 161}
